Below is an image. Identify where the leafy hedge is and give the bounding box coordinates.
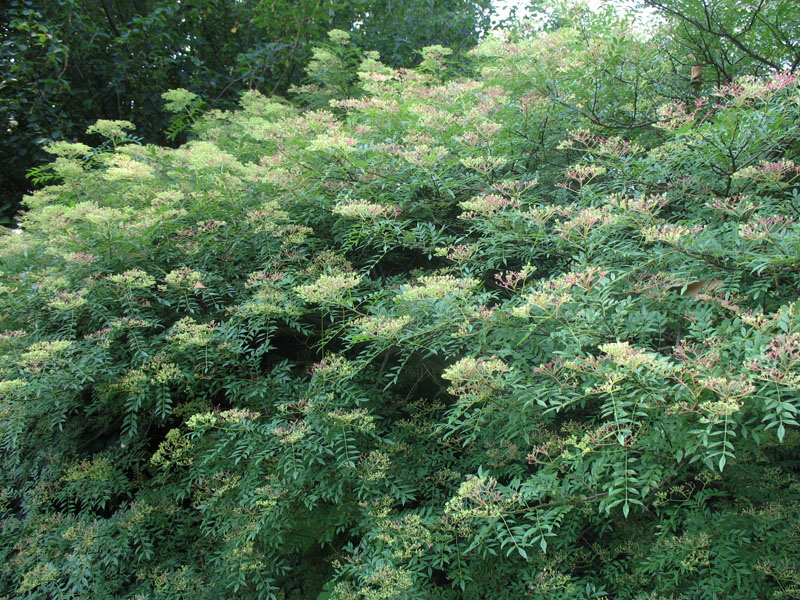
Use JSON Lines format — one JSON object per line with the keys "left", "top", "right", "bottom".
{"left": 1, "top": 14, "right": 800, "bottom": 600}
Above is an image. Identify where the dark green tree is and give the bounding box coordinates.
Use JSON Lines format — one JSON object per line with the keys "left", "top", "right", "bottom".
{"left": 351, "top": 0, "right": 493, "bottom": 68}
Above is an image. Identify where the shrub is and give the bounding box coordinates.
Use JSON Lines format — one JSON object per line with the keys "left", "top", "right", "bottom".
{"left": 1, "top": 12, "right": 799, "bottom": 600}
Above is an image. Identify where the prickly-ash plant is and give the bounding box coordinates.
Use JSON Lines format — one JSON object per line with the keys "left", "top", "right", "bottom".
{"left": 1, "top": 17, "right": 800, "bottom": 600}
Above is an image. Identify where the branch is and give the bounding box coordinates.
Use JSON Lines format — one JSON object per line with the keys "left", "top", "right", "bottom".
{"left": 100, "top": 0, "right": 122, "bottom": 37}
{"left": 645, "top": 0, "right": 783, "bottom": 71}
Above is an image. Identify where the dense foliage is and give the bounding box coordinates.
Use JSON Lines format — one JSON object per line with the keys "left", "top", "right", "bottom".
{"left": 643, "top": 0, "right": 800, "bottom": 84}
{"left": 2, "top": 4, "right": 800, "bottom": 599}
{"left": 0, "top": 0, "right": 492, "bottom": 220}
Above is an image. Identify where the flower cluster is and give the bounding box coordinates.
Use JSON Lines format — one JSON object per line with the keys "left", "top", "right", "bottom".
{"left": 308, "top": 132, "right": 358, "bottom": 154}
{"left": 168, "top": 317, "right": 216, "bottom": 348}
{"left": 556, "top": 207, "right": 617, "bottom": 239}
{"left": 494, "top": 265, "right": 535, "bottom": 291}
{"left": 459, "top": 155, "right": 507, "bottom": 173}
{"left": 738, "top": 216, "right": 795, "bottom": 241}
{"left": 402, "top": 144, "right": 449, "bottom": 168}
{"left": 654, "top": 97, "right": 706, "bottom": 130}
{"left": 102, "top": 154, "right": 156, "bottom": 181}
{"left": 459, "top": 193, "right": 518, "bottom": 217}
{"left": 397, "top": 274, "right": 479, "bottom": 301}
{"left": 0, "top": 379, "right": 26, "bottom": 396}
{"left": 273, "top": 422, "right": 309, "bottom": 444}
{"left": 311, "top": 354, "right": 354, "bottom": 379}
{"left": 18, "top": 340, "right": 73, "bottom": 366}
{"left": 733, "top": 160, "right": 800, "bottom": 185}
{"left": 559, "top": 130, "right": 641, "bottom": 158}
{"left": 558, "top": 164, "right": 607, "bottom": 190}
{"left": 46, "top": 289, "right": 88, "bottom": 311}
{"left": 553, "top": 267, "right": 609, "bottom": 292}
{"left": 294, "top": 271, "right": 360, "bottom": 303}
{"left": 444, "top": 475, "right": 507, "bottom": 519}
{"left": 332, "top": 200, "right": 398, "bottom": 220}
{"left": 163, "top": 268, "right": 206, "bottom": 290}
{"left": 599, "top": 341, "right": 664, "bottom": 371}
{"left": 162, "top": 88, "right": 200, "bottom": 112}
{"left": 715, "top": 72, "right": 797, "bottom": 105}
{"left": 86, "top": 119, "right": 135, "bottom": 141}
{"left": 606, "top": 193, "right": 668, "bottom": 216}
{"left": 108, "top": 269, "right": 156, "bottom": 289}
{"left": 706, "top": 195, "right": 757, "bottom": 218}
{"left": 642, "top": 223, "right": 704, "bottom": 245}
{"left": 747, "top": 334, "right": 800, "bottom": 388}
{"left": 442, "top": 355, "right": 510, "bottom": 397}
{"left": 326, "top": 408, "right": 375, "bottom": 432}
{"left": 512, "top": 289, "right": 571, "bottom": 317}
{"left": 356, "top": 314, "right": 412, "bottom": 339}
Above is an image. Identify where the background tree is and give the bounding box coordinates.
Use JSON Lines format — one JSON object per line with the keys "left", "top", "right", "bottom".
{"left": 350, "top": 0, "right": 493, "bottom": 68}
{"left": 0, "top": 0, "right": 493, "bottom": 222}
{"left": 641, "top": 0, "right": 800, "bottom": 89}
